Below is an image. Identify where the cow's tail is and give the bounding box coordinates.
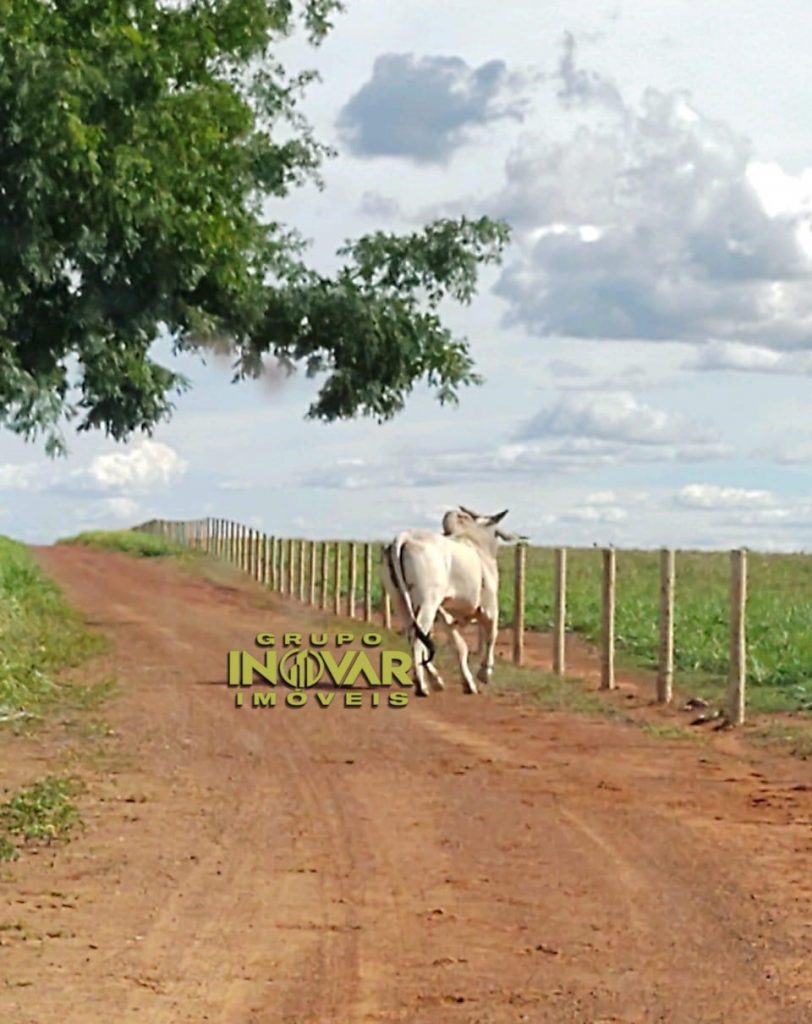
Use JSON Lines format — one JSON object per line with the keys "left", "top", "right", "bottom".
{"left": 383, "top": 538, "right": 436, "bottom": 668}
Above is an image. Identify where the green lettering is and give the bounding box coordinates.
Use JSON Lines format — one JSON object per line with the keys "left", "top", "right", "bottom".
{"left": 321, "top": 650, "right": 357, "bottom": 686}
{"left": 252, "top": 691, "right": 276, "bottom": 708}
{"left": 240, "top": 651, "right": 277, "bottom": 685}
{"left": 381, "top": 651, "right": 413, "bottom": 688}
{"left": 344, "top": 651, "right": 381, "bottom": 687}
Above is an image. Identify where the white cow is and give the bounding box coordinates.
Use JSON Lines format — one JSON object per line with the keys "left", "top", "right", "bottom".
{"left": 381, "top": 507, "right": 520, "bottom": 697}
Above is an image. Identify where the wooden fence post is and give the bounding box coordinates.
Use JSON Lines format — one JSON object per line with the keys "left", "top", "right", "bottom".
{"left": 553, "top": 547, "right": 567, "bottom": 676}
{"left": 657, "top": 548, "right": 675, "bottom": 704}
{"left": 601, "top": 547, "right": 616, "bottom": 690}
{"left": 383, "top": 592, "right": 392, "bottom": 630}
{"left": 320, "top": 542, "right": 329, "bottom": 610}
{"left": 279, "top": 539, "right": 287, "bottom": 595}
{"left": 296, "top": 540, "right": 305, "bottom": 601}
{"left": 286, "top": 539, "right": 295, "bottom": 595}
{"left": 309, "top": 542, "right": 317, "bottom": 606}
{"left": 728, "top": 549, "right": 747, "bottom": 726}
{"left": 271, "top": 537, "right": 280, "bottom": 590}
{"left": 333, "top": 542, "right": 342, "bottom": 616}
{"left": 348, "top": 542, "right": 358, "bottom": 619}
{"left": 512, "top": 542, "right": 526, "bottom": 666}
{"left": 262, "top": 535, "right": 271, "bottom": 585}
{"left": 363, "top": 544, "right": 372, "bottom": 622}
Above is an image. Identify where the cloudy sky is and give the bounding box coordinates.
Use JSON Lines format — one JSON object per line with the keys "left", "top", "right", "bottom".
{"left": 2, "top": 0, "right": 812, "bottom": 551}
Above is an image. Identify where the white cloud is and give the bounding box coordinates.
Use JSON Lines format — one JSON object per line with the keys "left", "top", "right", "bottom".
{"left": 336, "top": 53, "right": 533, "bottom": 163}
{"left": 88, "top": 441, "right": 187, "bottom": 492}
{"left": 517, "top": 391, "right": 719, "bottom": 448}
{"left": 674, "top": 484, "right": 776, "bottom": 509}
{"left": 586, "top": 490, "right": 617, "bottom": 505}
{"left": 686, "top": 340, "right": 812, "bottom": 374}
{"left": 0, "top": 463, "right": 45, "bottom": 492}
{"left": 489, "top": 36, "right": 812, "bottom": 351}
{"left": 766, "top": 440, "right": 812, "bottom": 465}
{"left": 562, "top": 504, "right": 627, "bottom": 523}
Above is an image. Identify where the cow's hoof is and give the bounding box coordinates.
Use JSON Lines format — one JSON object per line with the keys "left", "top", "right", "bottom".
{"left": 463, "top": 683, "right": 479, "bottom": 695}
{"left": 430, "top": 676, "right": 446, "bottom": 692}
{"left": 415, "top": 688, "right": 430, "bottom": 698}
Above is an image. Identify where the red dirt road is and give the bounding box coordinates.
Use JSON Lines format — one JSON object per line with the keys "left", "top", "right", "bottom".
{"left": 2, "top": 546, "right": 812, "bottom": 1023}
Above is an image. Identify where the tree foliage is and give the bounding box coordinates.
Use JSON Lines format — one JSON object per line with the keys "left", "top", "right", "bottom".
{"left": 0, "top": 0, "right": 510, "bottom": 453}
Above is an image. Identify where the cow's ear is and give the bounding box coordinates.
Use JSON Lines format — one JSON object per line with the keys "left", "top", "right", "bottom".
{"left": 458, "top": 505, "right": 477, "bottom": 518}
{"left": 489, "top": 509, "right": 509, "bottom": 524}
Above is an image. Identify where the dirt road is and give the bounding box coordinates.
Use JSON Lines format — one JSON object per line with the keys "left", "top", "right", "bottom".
{"left": 2, "top": 546, "right": 811, "bottom": 1023}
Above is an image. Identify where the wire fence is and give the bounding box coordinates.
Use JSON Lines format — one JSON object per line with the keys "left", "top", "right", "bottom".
{"left": 133, "top": 516, "right": 798, "bottom": 727}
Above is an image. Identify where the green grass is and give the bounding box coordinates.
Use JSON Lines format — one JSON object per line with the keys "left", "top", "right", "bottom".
{"left": 489, "top": 660, "right": 623, "bottom": 718}
{"left": 496, "top": 546, "right": 812, "bottom": 712}
{"left": 751, "top": 721, "right": 812, "bottom": 760}
{"left": 0, "top": 537, "right": 106, "bottom": 716}
{"left": 640, "top": 722, "right": 703, "bottom": 742}
{"left": 59, "top": 529, "right": 202, "bottom": 559}
{"left": 0, "top": 776, "right": 84, "bottom": 861}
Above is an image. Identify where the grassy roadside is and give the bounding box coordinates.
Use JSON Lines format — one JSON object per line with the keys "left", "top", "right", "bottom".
{"left": 59, "top": 529, "right": 202, "bottom": 560}
{"left": 1, "top": 534, "right": 119, "bottom": 866}
{"left": 0, "top": 536, "right": 107, "bottom": 719}
{"left": 0, "top": 776, "right": 85, "bottom": 862}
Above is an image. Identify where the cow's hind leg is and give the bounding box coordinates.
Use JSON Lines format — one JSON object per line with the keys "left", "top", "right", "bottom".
{"left": 476, "top": 612, "right": 498, "bottom": 686}
{"left": 438, "top": 608, "right": 478, "bottom": 694}
{"left": 410, "top": 602, "right": 440, "bottom": 697}
{"left": 425, "top": 658, "right": 445, "bottom": 691}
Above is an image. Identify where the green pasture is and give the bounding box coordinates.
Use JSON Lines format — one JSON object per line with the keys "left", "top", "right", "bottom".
{"left": 0, "top": 536, "right": 106, "bottom": 716}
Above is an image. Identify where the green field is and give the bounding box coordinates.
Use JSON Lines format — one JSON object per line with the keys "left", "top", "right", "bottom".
{"left": 494, "top": 546, "right": 812, "bottom": 710}
{"left": 0, "top": 536, "right": 106, "bottom": 716}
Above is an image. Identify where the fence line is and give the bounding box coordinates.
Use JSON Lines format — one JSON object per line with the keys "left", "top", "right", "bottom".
{"left": 134, "top": 518, "right": 751, "bottom": 725}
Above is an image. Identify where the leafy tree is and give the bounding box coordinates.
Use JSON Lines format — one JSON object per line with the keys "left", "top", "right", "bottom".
{"left": 0, "top": 0, "right": 510, "bottom": 454}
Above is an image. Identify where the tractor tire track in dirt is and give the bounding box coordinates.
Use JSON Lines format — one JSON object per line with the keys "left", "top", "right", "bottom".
{"left": 1, "top": 546, "right": 810, "bottom": 1023}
